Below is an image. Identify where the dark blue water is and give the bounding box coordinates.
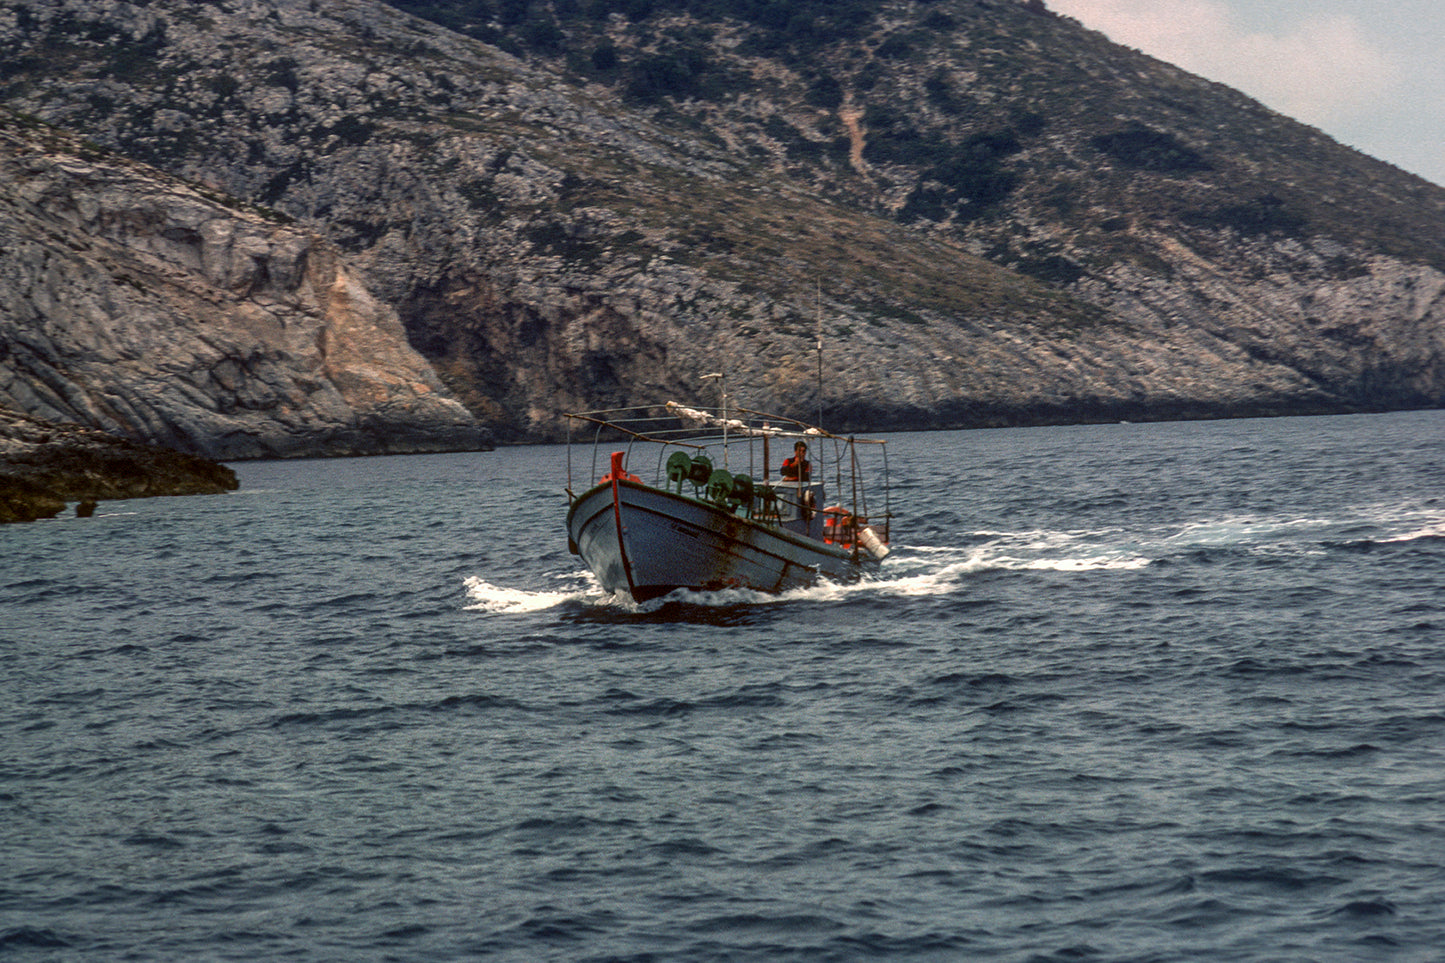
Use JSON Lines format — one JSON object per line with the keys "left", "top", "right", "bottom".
{"left": 3, "top": 411, "right": 1444, "bottom": 961}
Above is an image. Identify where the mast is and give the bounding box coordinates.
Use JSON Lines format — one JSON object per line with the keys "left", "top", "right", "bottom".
{"left": 815, "top": 280, "right": 824, "bottom": 429}
{"left": 702, "top": 371, "right": 726, "bottom": 467}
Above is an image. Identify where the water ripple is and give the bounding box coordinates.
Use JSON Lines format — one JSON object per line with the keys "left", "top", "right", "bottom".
{"left": 3, "top": 415, "right": 1445, "bottom": 961}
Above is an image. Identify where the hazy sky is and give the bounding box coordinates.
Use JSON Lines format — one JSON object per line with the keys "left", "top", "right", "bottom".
{"left": 1045, "top": 0, "right": 1445, "bottom": 187}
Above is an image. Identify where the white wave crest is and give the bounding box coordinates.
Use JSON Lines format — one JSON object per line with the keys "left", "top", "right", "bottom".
{"left": 1012, "top": 555, "right": 1151, "bottom": 572}
{"left": 462, "top": 576, "right": 587, "bottom": 614}
{"left": 1377, "top": 520, "right": 1445, "bottom": 544}
{"left": 926, "top": 534, "right": 1152, "bottom": 574}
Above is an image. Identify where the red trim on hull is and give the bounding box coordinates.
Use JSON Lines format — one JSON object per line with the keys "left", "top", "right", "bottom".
{"left": 609, "top": 451, "right": 638, "bottom": 597}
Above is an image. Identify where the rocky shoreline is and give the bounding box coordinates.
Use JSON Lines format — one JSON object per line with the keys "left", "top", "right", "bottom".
{"left": 0, "top": 408, "right": 238, "bottom": 524}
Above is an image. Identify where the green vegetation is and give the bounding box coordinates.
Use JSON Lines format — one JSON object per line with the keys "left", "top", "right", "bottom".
{"left": 384, "top": 0, "right": 882, "bottom": 67}
{"left": 624, "top": 47, "right": 723, "bottom": 103}
{"left": 524, "top": 219, "right": 602, "bottom": 261}
{"left": 105, "top": 24, "right": 169, "bottom": 81}
{"left": 1184, "top": 193, "right": 1308, "bottom": 238}
{"left": 458, "top": 178, "right": 505, "bottom": 215}
{"left": 893, "top": 126, "right": 1030, "bottom": 223}
{"left": 264, "top": 58, "right": 301, "bottom": 92}
{"left": 1091, "top": 124, "right": 1212, "bottom": 174}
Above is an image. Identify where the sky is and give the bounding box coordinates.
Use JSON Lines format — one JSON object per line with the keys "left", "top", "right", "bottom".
{"left": 1044, "top": 0, "right": 1445, "bottom": 188}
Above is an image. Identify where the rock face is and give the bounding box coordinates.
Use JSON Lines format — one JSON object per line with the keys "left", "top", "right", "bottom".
{"left": 0, "top": 112, "right": 491, "bottom": 458}
{"left": 0, "top": 0, "right": 1442, "bottom": 441}
{"left": 0, "top": 406, "right": 238, "bottom": 523}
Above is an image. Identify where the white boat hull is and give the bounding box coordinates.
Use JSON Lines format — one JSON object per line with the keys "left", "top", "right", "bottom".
{"left": 567, "top": 478, "right": 861, "bottom": 602}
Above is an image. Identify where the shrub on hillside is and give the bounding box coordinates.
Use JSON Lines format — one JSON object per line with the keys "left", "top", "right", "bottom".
{"left": 1091, "top": 124, "right": 1212, "bottom": 173}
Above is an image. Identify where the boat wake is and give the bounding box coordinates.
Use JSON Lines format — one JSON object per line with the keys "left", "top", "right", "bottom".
{"left": 1371, "top": 514, "right": 1445, "bottom": 545}
{"left": 464, "top": 502, "right": 1445, "bottom": 615}
{"left": 462, "top": 573, "right": 845, "bottom": 614}
{"left": 462, "top": 536, "right": 1186, "bottom": 616}
{"left": 462, "top": 577, "right": 595, "bottom": 614}
{"left": 462, "top": 542, "right": 1132, "bottom": 616}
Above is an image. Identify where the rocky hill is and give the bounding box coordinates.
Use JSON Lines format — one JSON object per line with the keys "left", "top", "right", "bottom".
{"left": 1, "top": 0, "right": 1441, "bottom": 443}
{"left": 0, "top": 111, "right": 490, "bottom": 458}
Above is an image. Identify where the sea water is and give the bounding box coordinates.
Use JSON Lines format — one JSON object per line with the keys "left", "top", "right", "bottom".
{"left": 2, "top": 410, "right": 1443, "bottom": 961}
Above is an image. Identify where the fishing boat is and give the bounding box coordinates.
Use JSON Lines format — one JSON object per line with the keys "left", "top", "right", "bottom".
{"left": 565, "top": 402, "right": 891, "bottom": 602}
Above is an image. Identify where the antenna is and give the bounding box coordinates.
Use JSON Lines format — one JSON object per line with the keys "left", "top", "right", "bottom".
{"left": 815, "top": 280, "right": 824, "bottom": 429}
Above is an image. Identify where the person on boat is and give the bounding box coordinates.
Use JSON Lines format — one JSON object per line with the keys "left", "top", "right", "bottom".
{"left": 781, "top": 441, "right": 811, "bottom": 481}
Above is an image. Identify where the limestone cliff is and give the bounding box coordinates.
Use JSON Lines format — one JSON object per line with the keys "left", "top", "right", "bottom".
{"left": 0, "top": 0, "right": 1442, "bottom": 442}
{"left": 0, "top": 112, "right": 491, "bottom": 458}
